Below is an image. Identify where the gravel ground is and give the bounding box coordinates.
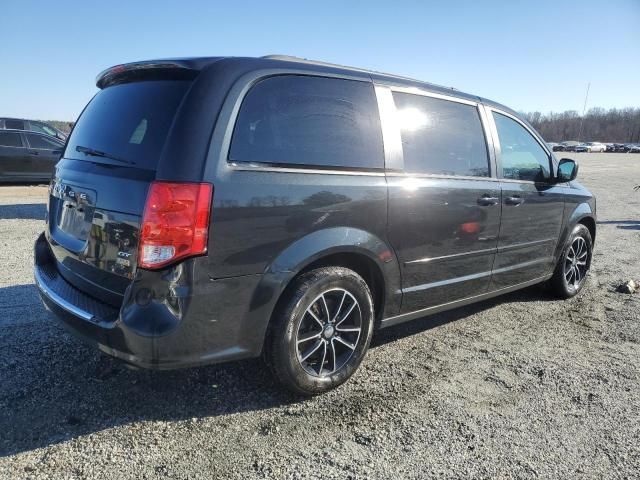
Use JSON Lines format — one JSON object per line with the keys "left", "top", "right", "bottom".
{"left": 1, "top": 153, "right": 639, "bottom": 479}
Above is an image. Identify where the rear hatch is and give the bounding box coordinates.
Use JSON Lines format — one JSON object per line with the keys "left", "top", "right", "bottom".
{"left": 47, "top": 73, "right": 195, "bottom": 307}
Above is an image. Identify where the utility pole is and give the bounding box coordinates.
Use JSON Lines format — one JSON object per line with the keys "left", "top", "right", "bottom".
{"left": 577, "top": 82, "right": 590, "bottom": 142}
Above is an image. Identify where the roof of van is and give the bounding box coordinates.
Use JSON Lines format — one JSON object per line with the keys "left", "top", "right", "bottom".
{"left": 96, "top": 55, "right": 518, "bottom": 116}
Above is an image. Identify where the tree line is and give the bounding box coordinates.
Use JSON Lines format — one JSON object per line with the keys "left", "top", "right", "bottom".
{"left": 522, "top": 107, "right": 640, "bottom": 143}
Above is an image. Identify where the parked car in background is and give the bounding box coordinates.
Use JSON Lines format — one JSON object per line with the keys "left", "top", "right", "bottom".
{"left": 614, "top": 143, "right": 631, "bottom": 152}
{"left": 574, "top": 144, "right": 589, "bottom": 153}
{"left": 0, "top": 129, "right": 63, "bottom": 182}
{"left": 552, "top": 143, "right": 565, "bottom": 152}
{"left": 0, "top": 118, "right": 68, "bottom": 141}
{"left": 589, "top": 142, "right": 606, "bottom": 152}
{"left": 34, "top": 55, "right": 596, "bottom": 395}
{"left": 562, "top": 141, "right": 581, "bottom": 152}
{"left": 547, "top": 142, "right": 559, "bottom": 151}
{"left": 605, "top": 143, "right": 616, "bottom": 152}
{"left": 575, "top": 142, "right": 606, "bottom": 153}
{"left": 629, "top": 144, "right": 640, "bottom": 153}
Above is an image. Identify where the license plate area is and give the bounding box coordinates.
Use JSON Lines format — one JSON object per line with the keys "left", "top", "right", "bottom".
{"left": 51, "top": 182, "right": 97, "bottom": 244}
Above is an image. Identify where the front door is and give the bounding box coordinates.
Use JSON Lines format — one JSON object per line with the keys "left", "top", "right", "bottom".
{"left": 488, "top": 110, "right": 565, "bottom": 289}
{"left": 384, "top": 89, "right": 501, "bottom": 313}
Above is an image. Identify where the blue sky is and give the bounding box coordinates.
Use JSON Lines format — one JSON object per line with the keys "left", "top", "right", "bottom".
{"left": 2, "top": 0, "right": 639, "bottom": 121}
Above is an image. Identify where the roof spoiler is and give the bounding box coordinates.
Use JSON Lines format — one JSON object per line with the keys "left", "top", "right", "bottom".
{"left": 96, "top": 61, "right": 199, "bottom": 89}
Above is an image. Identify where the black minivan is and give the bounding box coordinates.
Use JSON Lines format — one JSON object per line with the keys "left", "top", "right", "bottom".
{"left": 35, "top": 56, "right": 596, "bottom": 394}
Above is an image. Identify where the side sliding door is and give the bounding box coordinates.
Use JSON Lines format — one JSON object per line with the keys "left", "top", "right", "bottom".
{"left": 379, "top": 86, "right": 502, "bottom": 314}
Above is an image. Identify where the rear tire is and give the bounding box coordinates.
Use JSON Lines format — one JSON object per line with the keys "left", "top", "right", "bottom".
{"left": 264, "top": 267, "right": 374, "bottom": 395}
{"left": 549, "top": 224, "right": 593, "bottom": 299}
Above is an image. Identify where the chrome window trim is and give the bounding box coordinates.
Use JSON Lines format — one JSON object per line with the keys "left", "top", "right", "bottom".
{"left": 385, "top": 171, "right": 500, "bottom": 182}
{"left": 209, "top": 68, "right": 381, "bottom": 179}
{"left": 388, "top": 85, "right": 478, "bottom": 106}
{"left": 227, "top": 162, "right": 385, "bottom": 177}
{"left": 498, "top": 178, "right": 570, "bottom": 187}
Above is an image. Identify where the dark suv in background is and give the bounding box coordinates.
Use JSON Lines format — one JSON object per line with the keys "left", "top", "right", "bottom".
{"left": 0, "top": 118, "right": 68, "bottom": 140}
{"left": 34, "top": 56, "right": 596, "bottom": 394}
{"left": 0, "top": 130, "right": 64, "bottom": 182}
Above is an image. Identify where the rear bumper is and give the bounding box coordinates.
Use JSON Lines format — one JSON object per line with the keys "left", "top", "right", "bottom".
{"left": 34, "top": 232, "right": 266, "bottom": 369}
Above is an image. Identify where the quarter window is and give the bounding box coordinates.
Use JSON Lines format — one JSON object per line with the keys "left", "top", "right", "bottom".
{"left": 0, "top": 132, "right": 23, "bottom": 147}
{"left": 492, "top": 112, "right": 551, "bottom": 182}
{"left": 5, "top": 119, "right": 25, "bottom": 130}
{"left": 392, "top": 92, "right": 489, "bottom": 177}
{"left": 26, "top": 134, "right": 62, "bottom": 149}
{"left": 229, "top": 75, "right": 384, "bottom": 169}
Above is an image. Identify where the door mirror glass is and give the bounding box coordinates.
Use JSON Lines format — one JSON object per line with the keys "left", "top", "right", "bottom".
{"left": 557, "top": 158, "right": 578, "bottom": 182}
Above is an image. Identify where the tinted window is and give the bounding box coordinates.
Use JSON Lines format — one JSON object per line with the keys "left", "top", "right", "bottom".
{"left": 26, "top": 134, "right": 62, "bottom": 149}
{"left": 230, "top": 75, "right": 383, "bottom": 169}
{"left": 65, "top": 81, "right": 191, "bottom": 169}
{"left": 492, "top": 112, "right": 551, "bottom": 182}
{"left": 392, "top": 92, "right": 489, "bottom": 177}
{"left": 30, "top": 122, "right": 58, "bottom": 137}
{"left": 0, "top": 132, "right": 23, "bottom": 147}
{"left": 5, "top": 119, "right": 25, "bottom": 130}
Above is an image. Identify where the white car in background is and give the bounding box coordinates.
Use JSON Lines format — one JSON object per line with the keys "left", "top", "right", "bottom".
{"left": 575, "top": 142, "right": 606, "bottom": 153}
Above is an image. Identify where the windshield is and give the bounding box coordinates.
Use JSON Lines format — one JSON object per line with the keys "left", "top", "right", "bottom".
{"left": 65, "top": 80, "right": 191, "bottom": 169}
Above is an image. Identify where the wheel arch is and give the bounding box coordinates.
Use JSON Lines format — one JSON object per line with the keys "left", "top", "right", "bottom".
{"left": 244, "top": 227, "right": 402, "bottom": 356}
{"left": 555, "top": 201, "right": 596, "bottom": 262}
{"left": 296, "top": 251, "right": 387, "bottom": 324}
{"left": 577, "top": 215, "right": 596, "bottom": 245}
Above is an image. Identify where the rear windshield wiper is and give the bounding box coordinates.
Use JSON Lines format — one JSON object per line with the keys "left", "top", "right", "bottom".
{"left": 75, "top": 145, "right": 136, "bottom": 165}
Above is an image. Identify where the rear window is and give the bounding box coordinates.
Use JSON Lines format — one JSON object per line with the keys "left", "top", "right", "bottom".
{"left": 229, "top": 75, "right": 384, "bottom": 170}
{"left": 65, "top": 80, "right": 191, "bottom": 169}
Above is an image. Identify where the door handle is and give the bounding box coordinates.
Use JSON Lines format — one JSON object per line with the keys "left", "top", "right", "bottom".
{"left": 505, "top": 195, "right": 524, "bottom": 206}
{"left": 29, "top": 150, "right": 40, "bottom": 156}
{"left": 477, "top": 195, "right": 499, "bottom": 206}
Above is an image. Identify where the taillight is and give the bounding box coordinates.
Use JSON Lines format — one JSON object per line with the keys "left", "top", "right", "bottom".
{"left": 138, "top": 182, "right": 213, "bottom": 269}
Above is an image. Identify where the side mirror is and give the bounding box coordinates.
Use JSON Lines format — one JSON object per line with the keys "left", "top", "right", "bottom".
{"left": 557, "top": 158, "right": 578, "bottom": 182}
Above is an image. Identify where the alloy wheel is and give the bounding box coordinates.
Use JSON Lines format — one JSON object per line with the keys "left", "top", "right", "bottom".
{"left": 564, "top": 236, "right": 589, "bottom": 289}
{"left": 296, "top": 288, "right": 362, "bottom": 377}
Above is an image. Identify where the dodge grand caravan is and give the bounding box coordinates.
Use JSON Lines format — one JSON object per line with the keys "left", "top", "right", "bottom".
{"left": 34, "top": 55, "right": 596, "bottom": 394}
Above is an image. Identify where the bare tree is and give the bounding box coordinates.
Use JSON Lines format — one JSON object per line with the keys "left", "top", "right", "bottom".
{"left": 522, "top": 107, "right": 640, "bottom": 143}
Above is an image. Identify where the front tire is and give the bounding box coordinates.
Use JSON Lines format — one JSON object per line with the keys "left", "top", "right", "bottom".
{"left": 264, "top": 267, "right": 375, "bottom": 395}
{"left": 549, "top": 224, "right": 593, "bottom": 298}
